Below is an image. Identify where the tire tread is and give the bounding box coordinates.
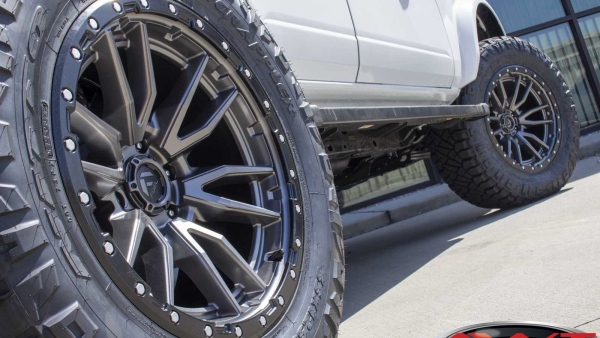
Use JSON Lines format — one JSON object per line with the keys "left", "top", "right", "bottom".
{"left": 0, "top": 1, "right": 103, "bottom": 336}
{"left": 229, "top": 2, "right": 345, "bottom": 336}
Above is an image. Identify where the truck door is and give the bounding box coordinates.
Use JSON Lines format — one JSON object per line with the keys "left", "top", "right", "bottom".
{"left": 249, "top": 0, "right": 359, "bottom": 83}
{"left": 346, "top": 0, "right": 455, "bottom": 87}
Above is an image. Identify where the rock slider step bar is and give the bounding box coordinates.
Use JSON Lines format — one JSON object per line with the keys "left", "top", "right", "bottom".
{"left": 313, "top": 103, "right": 490, "bottom": 130}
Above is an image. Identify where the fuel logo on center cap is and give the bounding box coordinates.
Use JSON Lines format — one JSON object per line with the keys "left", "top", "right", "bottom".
{"left": 126, "top": 157, "right": 172, "bottom": 214}
{"left": 138, "top": 166, "right": 165, "bottom": 203}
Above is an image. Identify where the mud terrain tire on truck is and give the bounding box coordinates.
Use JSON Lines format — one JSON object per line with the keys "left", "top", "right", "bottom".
{"left": 0, "top": 0, "right": 343, "bottom": 337}
{"left": 430, "top": 37, "right": 580, "bottom": 209}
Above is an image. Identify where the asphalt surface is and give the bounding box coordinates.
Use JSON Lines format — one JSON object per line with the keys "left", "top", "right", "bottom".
{"left": 340, "top": 156, "right": 600, "bottom": 337}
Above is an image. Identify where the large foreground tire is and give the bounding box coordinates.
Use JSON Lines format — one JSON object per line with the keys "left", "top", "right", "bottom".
{"left": 430, "top": 37, "right": 580, "bottom": 209}
{"left": 0, "top": 1, "right": 343, "bottom": 337}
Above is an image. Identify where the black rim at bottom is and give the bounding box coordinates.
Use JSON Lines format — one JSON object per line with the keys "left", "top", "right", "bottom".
{"left": 485, "top": 66, "right": 562, "bottom": 172}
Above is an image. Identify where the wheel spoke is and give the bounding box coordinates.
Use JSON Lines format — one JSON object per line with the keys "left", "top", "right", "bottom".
{"left": 506, "top": 137, "right": 513, "bottom": 159}
{"left": 182, "top": 166, "right": 279, "bottom": 224}
{"left": 139, "top": 223, "right": 175, "bottom": 306}
{"left": 510, "top": 75, "right": 522, "bottom": 110}
{"left": 123, "top": 22, "right": 157, "bottom": 144}
{"left": 178, "top": 220, "right": 265, "bottom": 293}
{"left": 498, "top": 79, "right": 508, "bottom": 108}
{"left": 91, "top": 31, "right": 137, "bottom": 146}
{"left": 515, "top": 139, "right": 524, "bottom": 165}
{"left": 167, "top": 219, "right": 241, "bottom": 316}
{"left": 109, "top": 206, "right": 174, "bottom": 305}
{"left": 185, "top": 197, "right": 280, "bottom": 225}
{"left": 186, "top": 165, "right": 275, "bottom": 187}
{"left": 71, "top": 103, "right": 123, "bottom": 165}
{"left": 519, "top": 104, "right": 549, "bottom": 121}
{"left": 174, "top": 87, "right": 239, "bottom": 156}
{"left": 110, "top": 208, "right": 145, "bottom": 265}
{"left": 521, "top": 131, "right": 550, "bottom": 151}
{"left": 155, "top": 54, "right": 216, "bottom": 157}
{"left": 82, "top": 161, "right": 124, "bottom": 198}
{"left": 491, "top": 91, "right": 503, "bottom": 109}
{"left": 516, "top": 132, "right": 543, "bottom": 160}
{"left": 513, "top": 80, "right": 533, "bottom": 110}
{"left": 520, "top": 119, "right": 553, "bottom": 126}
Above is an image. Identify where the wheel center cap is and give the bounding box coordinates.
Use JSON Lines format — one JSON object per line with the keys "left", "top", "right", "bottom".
{"left": 137, "top": 165, "right": 165, "bottom": 203}
{"left": 126, "top": 157, "right": 171, "bottom": 214}
{"left": 501, "top": 114, "right": 518, "bottom": 134}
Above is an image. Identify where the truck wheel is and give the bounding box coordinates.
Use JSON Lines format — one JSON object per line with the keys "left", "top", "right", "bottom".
{"left": 430, "top": 37, "right": 580, "bottom": 209}
{"left": 0, "top": 0, "right": 344, "bottom": 337}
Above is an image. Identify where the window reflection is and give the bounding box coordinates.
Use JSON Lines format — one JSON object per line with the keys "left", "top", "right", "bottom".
{"left": 338, "top": 161, "right": 430, "bottom": 209}
{"left": 579, "top": 13, "right": 600, "bottom": 123}
{"left": 488, "top": 0, "right": 565, "bottom": 33}
{"left": 572, "top": 0, "right": 600, "bottom": 12}
{"left": 522, "top": 24, "right": 600, "bottom": 126}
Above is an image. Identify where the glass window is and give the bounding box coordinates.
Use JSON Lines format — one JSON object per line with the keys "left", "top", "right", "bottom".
{"left": 488, "top": 0, "right": 565, "bottom": 33}
{"left": 338, "top": 161, "right": 431, "bottom": 209}
{"left": 522, "top": 24, "right": 600, "bottom": 127}
{"left": 579, "top": 12, "right": 600, "bottom": 125}
{"left": 572, "top": 0, "right": 600, "bottom": 12}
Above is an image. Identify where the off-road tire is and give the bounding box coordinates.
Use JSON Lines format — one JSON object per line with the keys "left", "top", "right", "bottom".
{"left": 0, "top": 0, "right": 344, "bottom": 337}
{"left": 430, "top": 37, "right": 580, "bottom": 209}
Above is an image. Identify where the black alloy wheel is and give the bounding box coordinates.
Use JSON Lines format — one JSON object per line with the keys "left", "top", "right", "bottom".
{"left": 56, "top": 8, "right": 299, "bottom": 335}
{"left": 485, "top": 66, "right": 561, "bottom": 171}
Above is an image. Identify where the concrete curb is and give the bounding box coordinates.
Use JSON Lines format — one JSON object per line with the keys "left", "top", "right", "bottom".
{"left": 578, "top": 131, "right": 600, "bottom": 159}
{"left": 342, "top": 130, "right": 600, "bottom": 239}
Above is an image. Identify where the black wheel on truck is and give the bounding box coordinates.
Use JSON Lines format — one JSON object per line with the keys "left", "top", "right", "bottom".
{"left": 430, "top": 37, "right": 580, "bottom": 209}
{"left": 0, "top": 1, "right": 344, "bottom": 337}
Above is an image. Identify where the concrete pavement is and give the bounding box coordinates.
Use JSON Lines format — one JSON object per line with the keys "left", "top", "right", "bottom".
{"left": 340, "top": 156, "right": 600, "bottom": 337}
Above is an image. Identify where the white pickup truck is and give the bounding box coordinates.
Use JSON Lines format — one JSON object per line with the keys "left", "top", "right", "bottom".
{"left": 0, "top": 0, "right": 578, "bottom": 337}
